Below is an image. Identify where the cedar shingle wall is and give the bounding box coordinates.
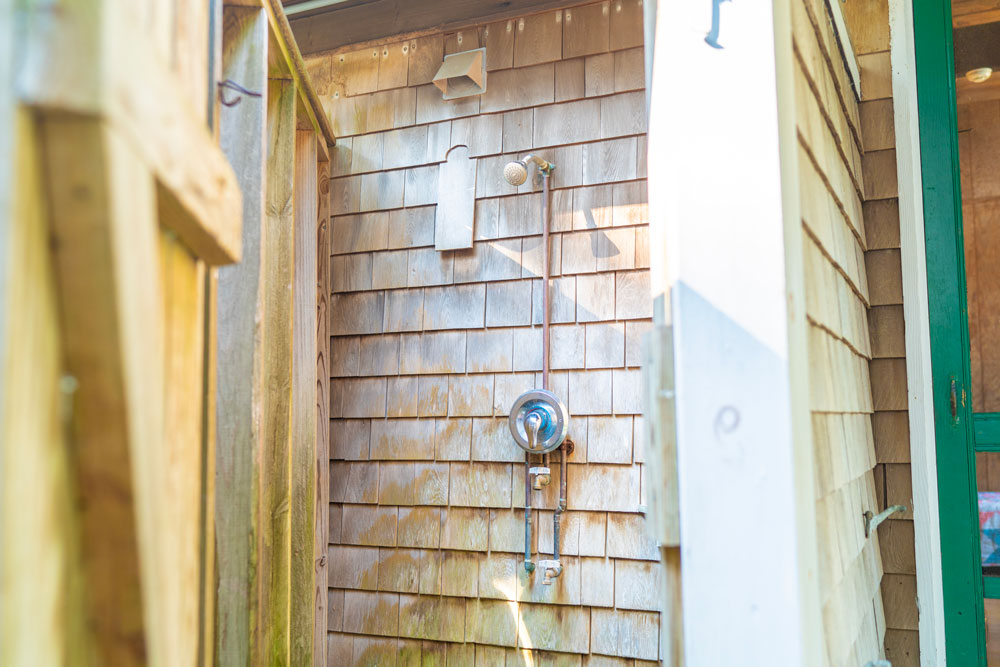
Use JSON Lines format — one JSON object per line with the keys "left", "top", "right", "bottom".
{"left": 840, "top": 0, "right": 921, "bottom": 663}
{"left": 793, "top": 0, "right": 889, "bottom": 664}
{"left": 306, "top": 2, "right": 661, "bottom": 663}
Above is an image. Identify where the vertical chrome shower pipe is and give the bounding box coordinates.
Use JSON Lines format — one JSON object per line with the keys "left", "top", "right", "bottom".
{"left": 542, "top": 169, "right": 551, "bottom": 391}
{"left": 525, "top": 169, "right": 553, "bottom": 574}
{"left": 540, "top": 170, "right": 553, "bottom": 477}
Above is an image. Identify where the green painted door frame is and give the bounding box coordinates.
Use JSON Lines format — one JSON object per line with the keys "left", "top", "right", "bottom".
{"left": 913, "top": 0, "right": 985, "bottom": 662}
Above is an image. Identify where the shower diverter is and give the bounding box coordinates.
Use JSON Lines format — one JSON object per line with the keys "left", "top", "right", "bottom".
{"left": 508, "top": 389, "right": 568, "bottom": 454}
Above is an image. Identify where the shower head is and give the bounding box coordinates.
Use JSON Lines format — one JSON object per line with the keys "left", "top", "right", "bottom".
{"left": 503, "top": 154, "right": 553, "bottom": 186}
{"left": 504, "top": 159, "right": 529, "bottom": 186}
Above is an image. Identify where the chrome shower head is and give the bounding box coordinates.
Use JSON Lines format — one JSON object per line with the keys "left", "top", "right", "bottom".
{"left": 503, "top": 154, "right": 553, "bottom": 186}
{"left": 503, "top": 159, "right": 528, "bottom": 186}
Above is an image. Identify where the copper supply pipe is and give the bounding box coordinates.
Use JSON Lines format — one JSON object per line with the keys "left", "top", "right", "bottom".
{"left": 524, "top": 454, "right": 534, "bottom": 573}
{"left": 553, "top": 439, "right": 569, "bottom": 563}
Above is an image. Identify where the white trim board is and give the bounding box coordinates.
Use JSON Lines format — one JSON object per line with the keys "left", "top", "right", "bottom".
{"left": 889, "top": 0, "right": 946, "bottom": 662}
{"left": 645, "top": 0, "right": 823, "bottom": 662}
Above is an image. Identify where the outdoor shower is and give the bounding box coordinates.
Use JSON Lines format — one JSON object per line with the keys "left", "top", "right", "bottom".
{"left": 504, "top": 154, "right": 572, "bottom": 585}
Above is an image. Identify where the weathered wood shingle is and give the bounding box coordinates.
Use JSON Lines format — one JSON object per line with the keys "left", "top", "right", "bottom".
{"left": 318, "top": 1, "right": 657, "bottom": 659}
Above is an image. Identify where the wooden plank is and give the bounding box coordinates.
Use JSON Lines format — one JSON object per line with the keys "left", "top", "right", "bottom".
{"left": 869, "top": 304, "right": 906, "bottom": 358}
{"left": 263, "top": 0, "right": 338, "bottom": 147}
{"left": 259, "top": 77, "right": 297, "bottom": 665}
{"left": 173, "top": 0, "right": 211, "bottom": 120}
{"left": 17, "top": 0, "right": 243, "bottom": 265}
{"left": 883, "top": 573, "right": 919, "bottom": 630}
{"left": 483, "top": 19, "right": 515, "bottom": 71}
{"left": 513, "top": 10, "right": 563, "bottom": 68}
{"left": 314, "top": 149, "right": 331, "bottom": 667}
{"left": 291, "top": 129, "right": 319, "bottom": 666}
{"left": 158, "top": 229, "right": 207, "bottom": 667}
{"left": 216, "top": 6, "right": 268, "bottom": 666}
{"left": 860, "top": 99, "right": 895, "bottom": 153}
{"left": 199, "top": 267, "right": 218, "bottom": 667}
{"left": 563, "top": 2, "right": 611, "bottom": 59}
{"left": 0, "top": 108, "right": 88, "bottom": 666}
{"left": 885, "top": 628, "right": 920, "bottom": 666}
{"left": 42, "top": 116, "right": 165, "bottom": 666}
{"left": 377, "top": 41, "right": 410, "bottom": 90}
{"left": 434, "top": 145, "right": 477, "bottom": 250}
{"left": 610, "top": 0, "right": 644, "bottom": 50}
{"left": 841, "top": 0, "right": 890, "bottom": 55}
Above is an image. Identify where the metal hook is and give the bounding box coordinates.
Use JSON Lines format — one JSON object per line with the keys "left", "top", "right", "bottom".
{"left": 217, "top": 79, "right": 262, "bottom": 107}
{"left": 864, "top": 505, "right": 907, "bottom": 538}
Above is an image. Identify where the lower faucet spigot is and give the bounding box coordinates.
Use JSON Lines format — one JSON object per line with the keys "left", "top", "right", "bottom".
{"left": 538, "top": 559, "right": 563, "bottom": 585}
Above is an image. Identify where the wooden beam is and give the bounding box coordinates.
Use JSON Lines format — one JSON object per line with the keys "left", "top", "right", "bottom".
{"left": 290, "top": 129, "right": 318, "bottom": 666}
{"left": 313, "top": 145, "right": 330, "bottom": 667}
{"left": 199, "top": 267, "right": 218, "bottom": 667}
{"left": 287, "top": 0, "right": 590, "bottom": 55}
{"left": 216, "top": 7, "right": 269, "bottom": 665}
{"left": 0, "top": 107, "right": 90, "bottom": 666}
{"left": 158, "top": 226, "right": 209, "bottom": 667}
{"left": 259, "top": 77, "right": 297, "bottom": 665}
{"left": 265, "top": 0, "right": 338, "bottom": 147}
{"left": 16, "top": 0, "right": 242, "bottom": 265}
{"left": 41, "top": 115, "right": 166, "bottom": 666}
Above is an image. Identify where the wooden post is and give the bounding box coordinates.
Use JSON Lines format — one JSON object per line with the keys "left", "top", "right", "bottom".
{"left": 313, "top": 143, "right": 331, "bottom": 667}
{"left": 0, "top": 108, "right": 89, "bottom": 666}
{"left": 290, "top": 128, "right": 318, "bottom": 666}
{"left": 42, "top": 117, "right": 166, "bottom": 666}
{"left": 645, "top": 0, "right": 822, "bottom": 663}
{"left": 159, "top": 224, "right": 209, "bottom": 667}
{"left": 259, "top": 76, "right": 297, "bottom": 666}
{"left": 216, "top": 7, "right": 268, "bottom": 665}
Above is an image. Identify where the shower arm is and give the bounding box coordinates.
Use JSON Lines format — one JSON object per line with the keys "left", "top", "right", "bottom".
{"left": 522, "top": 153, "right": 554, "bottom": 175}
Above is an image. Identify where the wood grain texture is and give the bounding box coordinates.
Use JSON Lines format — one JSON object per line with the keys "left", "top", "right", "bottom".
{"left": 315, "top": 2, "right": 658, "bottom": 659}
{"left": 159, "top": 228, "right": 208, "bottom": 667}
{"left": 841, "top": 0, "right": 890, "bottom": 56}
{"left": 260, "top": 77, "right": 297, "bottom": 665}
{"left": 17, "top": 0, "right": 243, "bottom": 265}
{"left": 1, "top": 109, "right": 88, "bottom": 667}
{"left": 291, "top": 129, "right": 319, "bottom": 666}
{"left": 216, "top": 8, "right": 268, "bottom": 664}
{"left": 42, "top": 117, "right": 163, "bottom": 667}
{"left": 793, "top": 0, "right": 889, "bottom": 661}
{"left": 513, "top": 10, "right": 563, "bottom": 67}
{"left": 314, "top": 154, "right": 330, "bottom": 667}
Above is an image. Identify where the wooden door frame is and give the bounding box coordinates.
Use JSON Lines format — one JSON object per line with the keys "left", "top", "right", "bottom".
{"left": 911, "top": 0, "right": 985, "bottom": 662}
